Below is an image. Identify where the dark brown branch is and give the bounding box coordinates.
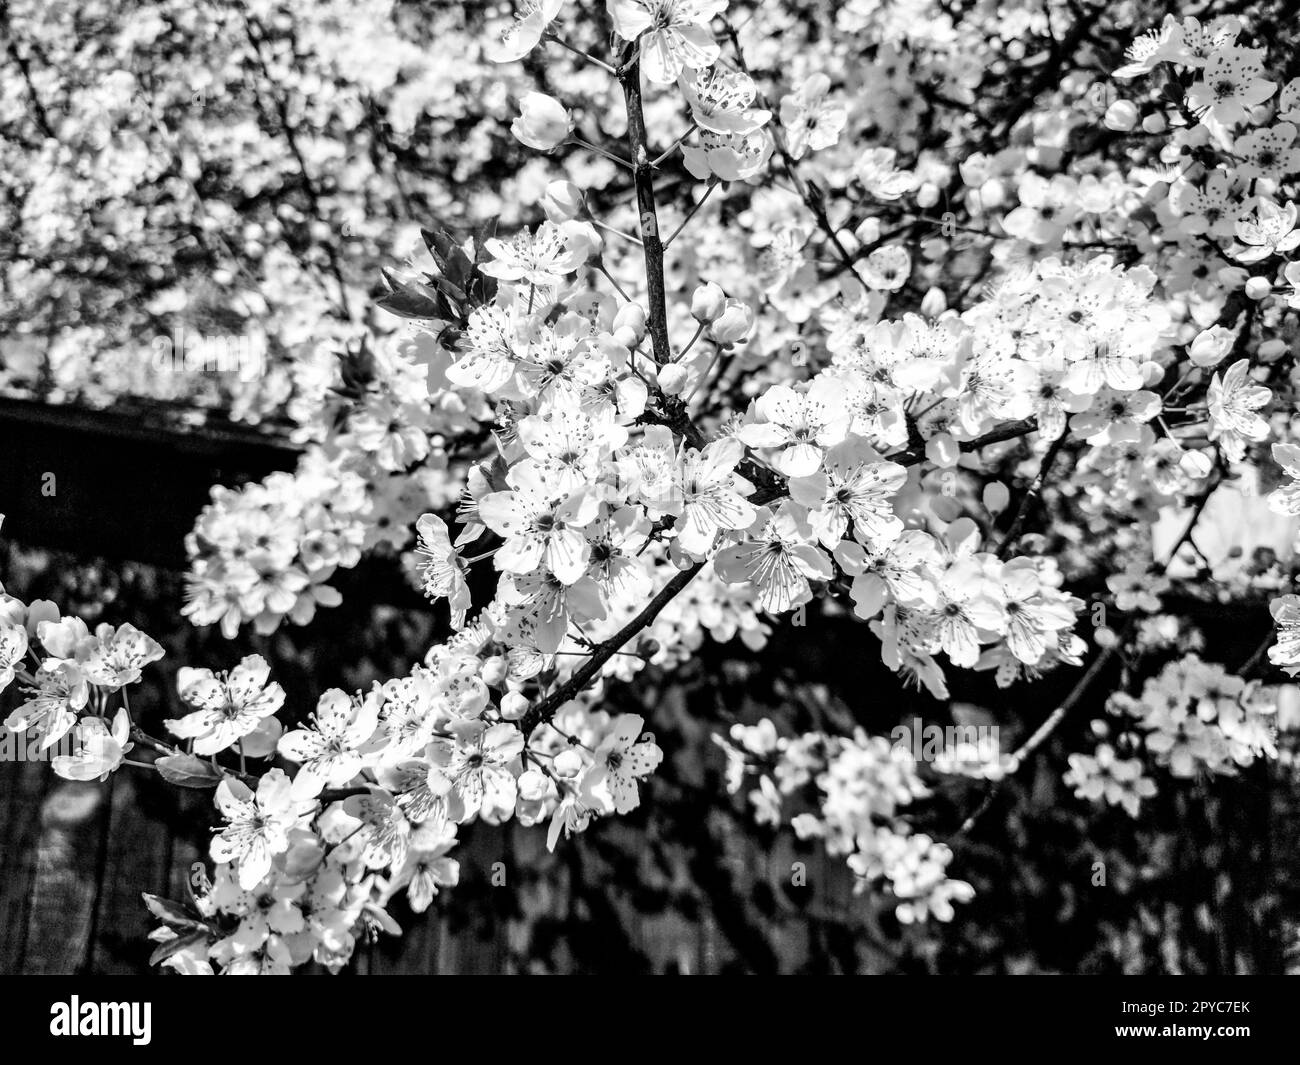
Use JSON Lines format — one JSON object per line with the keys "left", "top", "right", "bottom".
{"left": 617, "top": 46, "right": 671, "bottom": 366}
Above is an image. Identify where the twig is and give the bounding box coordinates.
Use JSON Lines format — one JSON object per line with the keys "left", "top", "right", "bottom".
{"left": 954, "top": 635, "right": 1123, "bottom": 838}
{"left": 996, "top": 434, "right": 1069, "bottom": 557}
{"left": 664, "top": 180, "right": 719, "bottom": 248}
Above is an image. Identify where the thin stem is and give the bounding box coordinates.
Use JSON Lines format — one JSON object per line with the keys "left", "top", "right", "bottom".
{"left": 664, "top": 180, "right": 719, "bottom": 248}
{"left": 682, "top": 343, "right": 723, "bottom": 406}
{"left": 545, "top": 33, "right": 617, "bottom": 75}
{"left": 954, "top": 634, "right": 1124, "bottom": 838}
{"left": 677, "top": 321, "right": 707, "bottom": 362}
{"left": 652, "top": 122, "right": 696, "bottom": 167}
{"left": 569, "top": 136, "right": 633, "bottom": 170}
{"left": 595, "top": 261, "right": 631, "bottom": 301}
{"left": 589, "top": 217, "right": 643, "bottom": 246}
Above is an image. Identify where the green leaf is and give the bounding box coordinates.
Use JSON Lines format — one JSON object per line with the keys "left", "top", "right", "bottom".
{"left": 149, "top": 929, "right": 210, "bottom": 968}
{"left": 377, "top": 269, "right": 448, "bottom": 320}
{"left": 141, "top": 892, "right": 204, "bottom": 928}
{"left": 155, "top": 754, "right": 223, "bottom": 789}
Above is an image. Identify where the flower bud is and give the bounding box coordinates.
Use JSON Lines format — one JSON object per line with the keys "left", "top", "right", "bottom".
{"left": 925, "top": 432, "right": 959, "bottom": 469}
{"left": 1179, "top": 450, "right": 1213, "bottom": 479}
{"left": 554, "top": 748, "right": 584, "bottom": 777}
{"left": 499, "top": 690, "right": 529, "bottom": 721}
{"left": 541, "top": 180, "right": 583, "bottom": 222}
{"left": 613, "top": 302, "right": 647, "bottom": 339}
{"left": 1103, "top": 99, "right": 1139, "bottom": 132}
{"left": 709, "top": 299, "right": 754, "bottom": 346}
{"left": 657, "top": 363, "right": 689, "bottom": 395}
{"left": 612, "top": 325, "right": 640, "bottom": 349}
{"left": 920, "top": 287, "right": 947, "bottom": 317}
{"left": 916, "top": 182, "right": 940, "bottom": 209}
{"left": 1245, "top": 276, "right": 1272, "bottom": 300}
{"left": 959, "top": 154, "right": 991, "bottom": 187}
{"left": 1141, "top": 113, "right": 1166, "bottom": 134}
{"left": 511, "top": 92, "right": 572, "bottom": 151}
{"left": 854, "top": 216, "right": 881, "bottom": 244}
{"left": 978, "top": 177, "right": 1006, "bottom": 209}
{"left": 1188, "top": 325, "right": 1234, "bottom": 368}
{"left": 481, "top": 655, "right": 508, "bottom": 687}
{"left": 983, "top": 481, "right": 1010, "bottom": 514}
{"left": 690, "top": 281, "right": 726, "bottom": 323}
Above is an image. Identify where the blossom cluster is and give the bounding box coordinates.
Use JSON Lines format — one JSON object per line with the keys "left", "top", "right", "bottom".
{"left": 714, "top": 719, "right": 974, "bottom": 924}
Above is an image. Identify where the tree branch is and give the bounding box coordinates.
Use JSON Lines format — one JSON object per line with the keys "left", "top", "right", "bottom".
{"left": 618, "top": 46, "right": 671, "bottom": 366}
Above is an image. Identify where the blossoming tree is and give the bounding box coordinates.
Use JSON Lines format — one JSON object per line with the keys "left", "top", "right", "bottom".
{"left": 4, "top": 0, "right": 1300, "bottom": 972}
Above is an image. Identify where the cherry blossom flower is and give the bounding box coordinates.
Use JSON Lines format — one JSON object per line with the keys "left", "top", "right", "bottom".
{"left": 1064, "top": 744, "right": 1157, "bottom": 817}
{"left": 681, "top": 127, "right": 773, "bottom": 183}
{"left": 780, "top": 73, "right": 847, "bottom": 159}
{"left": 736, "top": 377, "right": 851, "bottom": 477}
{"left": 1186, "top": 44, "right": 1276, "bottom": 127}
{"left": 838, "top": 531, "right": 940, "bottom": 618}
{"left": 414, "top": 513, "right": 471, "bottom": 628}
{"left": 1173, "top": 169, "right": 1242, "bottom": 239}
{"left": 1231, "top": 199, "right": 1300, "bottom": 262}
{"left": 481, "top": 222, "right": 582, "bottom": 288}
{"left": 674, "top": 437, "right": 757, "bottom": 556}
{"left": 608, "top": 0, "right": 726, "bottom": 85}
{"left": 1113, "top": 17, "right": 1181, "bottom": 78}
{"left": 211, "top": 770, "right": 299, "bottom": 890}
{"left": 931, "top": 561, "right": 1006, "bottom": 668}
{"left": 51, "top": 709, "right": 132, "bottom": 782}
{"left": 490, "top": 0, "right": 564, "bottom": 63}
{"left": 1232, "top": 123, "right": 1300, "bottom": 183}
{"left": 1003, "top": 173, "right": 1082, "bottom": 244}
{"left": 580, "top": 713, "right": 663, "bottom": 814}
{"left": 680, "top": 66, "right": 769, "bottom": 134}
{"left": 855, "top": 147, "right": 914, "bottom": 200}
{"left": 0, "top": 623, "right": 28, "bottom": 694}
{"left": 788, "top": 436, "right": 907, "bottom": 549}
{"left": 1268, "top": 594, "right": 1300, "bottom": 676}
{"left": 1207, "top": 359, "right": 1270, "bottom": 460}
{"left": 998, "top": 563, "right": 1080, "bottom": 666}
{"left": 278, "top": 689, "right": 383, "bottom": 798}
{"left": 166, "top": 654, "right": 286, "bottom": 757}
{"left": 478, "top": 463, "right": 600, "bottom": 584}
{"left": 714, "top": 505, "right": 834, "bottom": 613}
{"left": 511, "top": 91, "right": 573, "bottom": 151}
{"left": 387, "top": 823, "right": 460, "bottom": 913}
{"left": 861, "top": 245, "right": 912, "bottom": 292}
{"left": 426, "top": 719, "right": 524, "bottom": 821}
